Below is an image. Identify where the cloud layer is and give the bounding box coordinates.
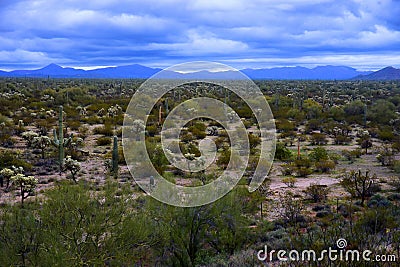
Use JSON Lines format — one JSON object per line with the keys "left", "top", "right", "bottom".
{"left": 1, "top": 0, "right": 399, "bottom": 70}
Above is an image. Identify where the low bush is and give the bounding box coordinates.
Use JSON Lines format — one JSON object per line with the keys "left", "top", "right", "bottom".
{"left": 96, "top": 137, "right": 112, "bottom": 146}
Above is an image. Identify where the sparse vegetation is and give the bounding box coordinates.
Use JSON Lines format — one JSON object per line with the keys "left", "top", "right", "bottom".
{"left": 0, "top": 78, "right": 400, "bottom": 265}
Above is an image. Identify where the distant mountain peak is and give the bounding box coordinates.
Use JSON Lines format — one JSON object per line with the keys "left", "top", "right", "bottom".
{"left": 40, "top": 63, "right": 63, "bottom": 70}
{"left": 354, "top": 66, "right": 400, "bottom": 80}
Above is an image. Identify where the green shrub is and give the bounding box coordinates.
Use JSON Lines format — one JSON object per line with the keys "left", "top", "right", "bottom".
{"left": 309, "top": 147, "right": 328, "bottom": 161}
{"left": 96, "top": 137, "right": 112, "bottom": 146}
{"left": 146, "top": 125, "right": 158, "bottom": 137}
{"left": 93, "top": 123, "right": 114, "bottom": 136}
{"left": 390, "top": 160, "right": 400, "bottom": 174}
{"left": 0, "top": 150, "right": 32, "bottom": 170}
{"left": 275, "top": 142, "right": 293, "bottom": 161}
{"left": 305, "top": 183, "right": 330, "bottom": 202}
{"left": 314, "top": 160, "right": 336, "bottom": 173}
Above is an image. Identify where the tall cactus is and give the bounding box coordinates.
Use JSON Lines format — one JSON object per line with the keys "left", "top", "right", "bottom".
{"left": 112, "top": 135, "right": 119, "bottom": 178}
{"left": 53, "top": 105, "right": 73, "bottom": 173}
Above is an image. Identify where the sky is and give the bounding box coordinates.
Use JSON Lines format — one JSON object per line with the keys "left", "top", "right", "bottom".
{"left": 0, "top": 0, "right": 400, "bottom": 71}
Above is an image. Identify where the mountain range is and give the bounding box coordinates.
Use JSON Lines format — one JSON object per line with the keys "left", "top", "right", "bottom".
{"left": 0, "top": 64, "right": 399, "bottom": 80}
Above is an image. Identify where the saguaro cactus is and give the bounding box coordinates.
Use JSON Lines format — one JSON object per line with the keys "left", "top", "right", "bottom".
{"left": 112, "top": 135, "right": 119, "bottom": 178}
{"left": 53, "top": 105, "right": 73, "bottom": 173}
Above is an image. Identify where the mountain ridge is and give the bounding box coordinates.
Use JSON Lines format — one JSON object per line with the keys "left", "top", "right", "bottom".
{"left": 0, "top": 63, "right": 395, "bottom": 80}
{"left": 352, "top": 66, "right": 400, "bottom": 80}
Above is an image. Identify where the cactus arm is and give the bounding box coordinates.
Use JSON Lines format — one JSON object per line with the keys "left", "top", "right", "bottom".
{"left": 52, "top": 129, "right": 60, "bottom": 146}
{"left": 112, "top": 136, "right": 119, "bottom": 178}
{"left": 64, "top": 134, "right": 73, "bottom": 147}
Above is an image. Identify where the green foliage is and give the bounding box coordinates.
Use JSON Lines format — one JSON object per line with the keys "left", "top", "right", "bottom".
{"left": 38, "top": 181, "right": 158, "bottom": 266}
{"left": 146, "top": 141, "right": 168, "bottom": 175}
{"left": 340, "top": 170, "right": 378, "bottom": 206}
{"left": 96, "top": 136, "right": 112, "bottom": 146}
{"left": 309, "top": 132, "right": 327, "bottom": 145}
{"left": 342, "top": 149, "right": 362, "bottom": 163}
{"left": 368, "top": 99, "right": 397, "bottom": 125}
{"left": 93, "top": 122, "right": 114, "bottom": 136}
{"left": 282, "top": 156, "right": 313, "bottom": 177}
{"left": 10, "top": 173, "right": 38, "bottom": 206}
{"left": 248, "top": 133, "right": 261, "bottom": 150}
{"left": 143, "top": 187, "right": 254, "bottom": 266}
{"left": 0, "top": 150, "right": 32, "bottom": 171}
{"left": 392, "top": 160, "right": 400, "bottom": 174}
{"left": 274, "top": 142, "right": 293, "bottom": 161}
{"left": 277, "top": 191, "right": 304, "bottom": 226}
{"left": 309, "top": 147, "right": 329, "bottom": 161}
{"left": 188, "top": 125, "right": 206, "bottom": 139}
{"left": 314, "top": 160, "right": 336, "bottom": 173}
{"left": 305, "top": 183, "right": 330, "bottom": 202}
{"left": 216, "top": 147, "right": 231, "bottom": 168}
{"left": 282, "top": 177, "right": 296, "bottom": 187}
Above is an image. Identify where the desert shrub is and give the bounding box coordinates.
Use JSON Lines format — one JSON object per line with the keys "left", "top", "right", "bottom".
{"left": 388, "top": 175, "right": 400, "bottom": 191}
{"left": 309, "top": 147, "right": 328, "bottom": 161}
{"left": 367, "top": 194, "right": 391, "bottom": 208}
{"left": 276, "top": 119, "right": 295, "bottom": 132}
{"left": 180, "top": 132, "right": 195, "bottom": 143}
{"left": 179, "top": 142, "right": 201, "bottom": 158}
{"left": 93, "top": 123, "right": 114, "bottom": 136}
{"left": 377, "top": 128, "right": 395, "bottom": 141}
{"left": 392, "top": 161, "right": 400, "bottom": 174}
{"left": 282, "top": 177, "right": 296, "bottom": 188}
{"left": 216, "top": 148, "right": 231, "bottom": 168}
{"left": 310, "top": 133, "right": 327, "bottom": 145}
{"left": 248, "top": 133, "right": 261, "bottom": 150}
{"left": 275, "top": 142, "right": 293, "bottom": 161}
{"left": 67, "top": 120, "right": 81, "bottom": 131}
{"left": 146, "top": 141, "right": 168, "bottom": 175}
{"left": 0, "top": 150, "right": 32, "bottom": 170}
{"left": 342, "top": 149, "right": 362, "bottom": 163}
{"left": 340, "top": 170, "right": 378, "bottom": 206}
{"left": 355, "top": 207, "right": 395, "bottom": 235}
{"left": 305, "top": 183, "right": 330, "bottom": 202}
{"left": 242, "top": 120, "right": 252, "bottom": 129}
{"left": 189, "top": 126, "right": 206, "bottom": 139}
{"left": 146, "top": 125, "right": 158, "bottom": 137}
{"left": 388, "top": 193, "right": 400, "bottom": 201}
{"left": 334, "top": 135, "right": 351, "bottom": 145}
{"left": 84, "top": 115, "right": 102, "bottom": 125}
{"left": 277, "top": 192, "right": 305, "bottom": 226}
{"left": 282, "top": 156, "right": 313, "bottom": 177}
{"left": 314, "top": 160, "right": 336, "bottom": 173}
{"left": 214, "top": 136, "right": 228, "bottom": 150}
{"left": 77, "top": 126, "right": 89, "bottom": 140}
{"left": 96, "top": 136, "right": 112, "bottom": 146}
